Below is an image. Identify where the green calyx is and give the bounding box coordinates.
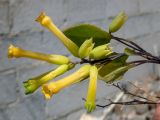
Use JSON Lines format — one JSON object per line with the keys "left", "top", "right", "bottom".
{"left": 78, "top": 38, "right": 94, "bottom": 58}
{"left": 89, "top": 44, "right": 113, "bottom": 60}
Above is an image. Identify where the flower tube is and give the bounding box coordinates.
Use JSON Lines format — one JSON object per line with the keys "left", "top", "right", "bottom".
{"left": 8, "top": 44, "right": 70, "bottom": 65}
{"left": 23, "top": 63, "right": 75, "bottom": 94}
{"left": 85, "top": 66, "right": 98, "bottom": 113}
{"left": 36, "top": 12, "right": 79, "bottom": 57}
{"left": 42, "top": 64, "right": 91, "bottom": 99}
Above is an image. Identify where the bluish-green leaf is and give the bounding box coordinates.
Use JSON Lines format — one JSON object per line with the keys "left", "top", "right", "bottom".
{"left": 63, "top": 24, "right": 111, "bottom": 47}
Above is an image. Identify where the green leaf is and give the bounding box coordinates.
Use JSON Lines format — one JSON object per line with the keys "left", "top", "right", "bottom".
{"left": 98, "top": 54, "right": 131, "bottom": 83}
{"left": 63, "top": 24, "right": 111, "bottom": 47}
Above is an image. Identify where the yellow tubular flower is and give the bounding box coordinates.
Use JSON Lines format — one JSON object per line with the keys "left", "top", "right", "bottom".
{"left": 42, "top": 64, "right": 91, "bottom": 100}
{"left": 85, "top": 66, "right": 98, "bottom": 113}
{"left": 36, "top": 12, "right": 79, "bottom": 57}
{"left": 23, "top": 63, "right": 75, "bottom": 95}
{"left": 8, "top": 44, "right": 70, "bottom": 65}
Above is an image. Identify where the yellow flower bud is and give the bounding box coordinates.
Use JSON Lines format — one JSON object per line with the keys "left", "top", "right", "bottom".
{"left": 109, "top": 11, "right": 128, "bottom": 33}
{"left": 42, "top": 64, "right": 91, "bottom": 99}
{"left": 36, "top": 12, "right": 79, "bottom": 57}
{"left": 85, "top": 66, "right": 98, "bottom": 113}
{"left": 78, "top": 38, "right": 94, "bottom": 58}
{"left": 8, "top": 44, "right": 70, "bottom": 65}
{"left": 89, "top": 44, "right": 113, "bottom": 60}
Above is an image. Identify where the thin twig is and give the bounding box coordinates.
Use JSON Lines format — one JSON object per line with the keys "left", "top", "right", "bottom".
{"left": 112, "top": 36, "right": 146, "bottom": 52}
{"left": 112, "top": 83, "right": 154, "bottom": 102}
{"left": 97, "top": 99, "right": 158, "bottom": 108}
{"left": 112, "top": 36, "right": 160, "bottom": 61}
{"left": 112, "top": 36, "right": 141, "bottom": 52}
{"left": 96, "top": 82, "right": 160, "bottom": 108}
{"left": 99, "top": 92, "right": 124, "bottom": 120}
{"left": 128, "top": 60, "right": 160, "bottom": 66}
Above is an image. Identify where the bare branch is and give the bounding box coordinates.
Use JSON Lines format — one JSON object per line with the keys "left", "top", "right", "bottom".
{"left": 112, "top": 83, "right": 153, "bottom": 102}
{"left": 97, "top": 99, "right": 158, "bottom": 108}
{"left": 96, "top": 82, "right": 160, "bottom": 108}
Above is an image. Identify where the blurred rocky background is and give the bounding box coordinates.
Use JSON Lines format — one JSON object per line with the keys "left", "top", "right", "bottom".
{"left": 0, "top": 0, "right": 160, "bottom": 120}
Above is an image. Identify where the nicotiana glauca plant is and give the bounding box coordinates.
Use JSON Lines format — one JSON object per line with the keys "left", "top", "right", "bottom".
{"left": 8, "top": 11, "right": 160, "bottom": 113}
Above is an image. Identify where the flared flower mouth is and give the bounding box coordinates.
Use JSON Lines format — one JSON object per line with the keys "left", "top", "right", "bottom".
{"left": 85, "top": 101, "right": 96, "bottom": 113}
{"left": 42, "top": 85, "right": 53, "bottom": 100}
{"left": 8, "top": 44, "right": 20, "bottom": 58}
{"left": 23, "top": 80, "right": 40, "bottom": 95}
{"left": 35, "top": 12, "right": 52, "bottom": 28}
{"left": 35, "top": 12, "right": 46, "bottom": 23}
{"left": 42, "top": 83, "right": 61, "bottom": 100}
{"left": 8, "top": 44, "right": 14, "bottom": 58}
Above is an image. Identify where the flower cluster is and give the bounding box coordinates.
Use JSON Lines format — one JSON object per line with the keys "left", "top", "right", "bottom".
{"left": 8, "top": 11, "right": 128, "bottom": 113}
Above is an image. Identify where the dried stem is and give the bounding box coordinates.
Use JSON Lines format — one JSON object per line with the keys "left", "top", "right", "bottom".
{"left": 96, "top": 82, "right": 160, "bottom": 108}
{"left": 97, "top": 99, "right": 158, "bottom": 108}
{"left": 112, "top": 83, "right": 154, "bottom": 102}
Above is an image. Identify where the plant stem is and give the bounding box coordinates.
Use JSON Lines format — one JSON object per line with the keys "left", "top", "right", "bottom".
{"left": 112, "top": 35, "right": 160, "bottom": 61}
{"left": 112, "top": 36, "right": 146, "bottom": 52}
{"left": 128, "top": 60, "right": 160, "bottom": 67}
